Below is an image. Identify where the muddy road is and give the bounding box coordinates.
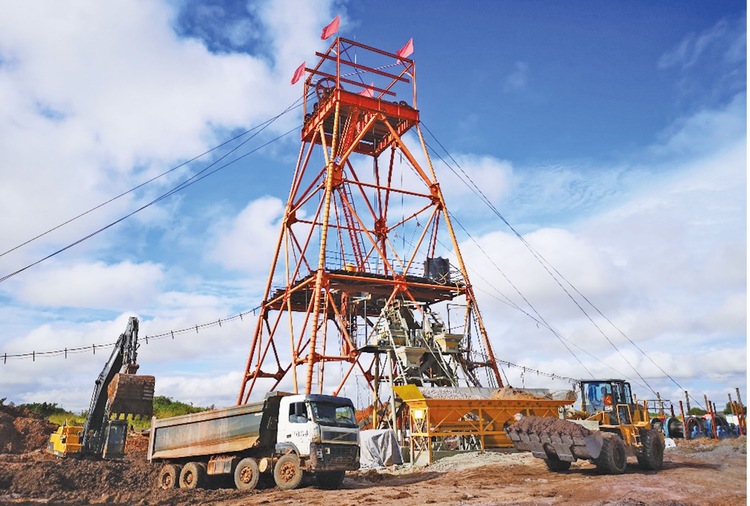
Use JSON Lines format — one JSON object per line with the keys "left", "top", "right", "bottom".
{"left": 0, "top": 405, "right": 745, "bottom": 505}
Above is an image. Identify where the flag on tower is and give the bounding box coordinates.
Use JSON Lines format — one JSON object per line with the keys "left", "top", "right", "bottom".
{"left": 396, "top": 38, "right": 414, "bottom": 59}
{"left": 359, "top": 83, "right": 375, "bottom": 97}
{"left": 291, "top": 61, "right": 305, "bottom": 85}
{"left": 321, "top": 15, "right": 340, "bottom": 40}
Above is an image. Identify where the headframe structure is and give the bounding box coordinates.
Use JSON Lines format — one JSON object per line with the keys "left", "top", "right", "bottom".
{"left": 237, "top": 37, "right": 503, "bottom": 406}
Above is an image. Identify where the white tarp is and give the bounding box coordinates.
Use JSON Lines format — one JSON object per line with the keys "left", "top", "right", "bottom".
{"left": 359, "top": 429, "right": 403, "bottom": 468}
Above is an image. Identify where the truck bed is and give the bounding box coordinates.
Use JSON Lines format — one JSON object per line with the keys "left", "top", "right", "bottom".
{"left": 148, "top": 399, "right": 271, "bottom": 460}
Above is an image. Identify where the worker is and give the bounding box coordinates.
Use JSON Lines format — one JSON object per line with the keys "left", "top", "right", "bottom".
{"left": 601, "top": 386, "right": 613, "bottom": 407}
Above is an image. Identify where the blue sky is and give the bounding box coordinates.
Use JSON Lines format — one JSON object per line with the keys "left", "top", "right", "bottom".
{"left": 0, "top": 1, "right": 745, "bottom": 411}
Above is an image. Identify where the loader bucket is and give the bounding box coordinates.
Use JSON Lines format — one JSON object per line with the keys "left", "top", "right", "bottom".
{"left": 505, "top": 415, "right": 604, "bottom": 462}
{"left": 107, "top": 373, "right": 156, "bottom": 419}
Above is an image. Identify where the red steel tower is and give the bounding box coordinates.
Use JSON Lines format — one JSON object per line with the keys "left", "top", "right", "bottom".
{"left": 238, "top": 38, "right": 503, "bottom": 405}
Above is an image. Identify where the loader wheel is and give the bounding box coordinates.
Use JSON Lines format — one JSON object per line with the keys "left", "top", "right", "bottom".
{"left": 637, "top": 429, "right": 664, "bottom": 471}
{"left": 234, "top": 457, "right": 260, "bottom": 491}
{"left": 544, "top": 454, "right": 571, "bottom": 472}
{"left": 157, "top": 463, "right": 181, "bottom": 489}
{"left": 316, "top": 470, "right": 345, "bottom": 489}
{"left": 274, "top": 453, "right": 303, "bottom": 490}
{"left": 595, "top": 434, "right": 627, "bottom": 474}
{"left": 179, "top": 461, "right": 206, "bottom": 489}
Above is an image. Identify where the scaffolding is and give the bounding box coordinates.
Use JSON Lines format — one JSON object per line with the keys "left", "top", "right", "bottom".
{"left": 237, "top": 38, "right": 502, "bottom": 409}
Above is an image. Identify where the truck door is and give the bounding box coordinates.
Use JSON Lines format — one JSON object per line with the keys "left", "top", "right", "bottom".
{"left": 279, "top": 400, "right": 313, "bottom": 457}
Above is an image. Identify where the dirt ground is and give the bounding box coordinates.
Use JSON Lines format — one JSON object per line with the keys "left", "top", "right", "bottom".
{"left": 0, "top": 405, "right": 746, "bottom": 505}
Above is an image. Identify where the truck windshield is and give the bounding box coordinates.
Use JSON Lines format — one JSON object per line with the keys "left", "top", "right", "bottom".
{"left": 309, "top": 401, "right": 358, "bottom": 428}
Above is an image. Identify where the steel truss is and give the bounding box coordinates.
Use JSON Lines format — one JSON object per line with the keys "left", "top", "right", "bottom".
{"left": 238, "top": 38, "right": 502, "bottom": 405}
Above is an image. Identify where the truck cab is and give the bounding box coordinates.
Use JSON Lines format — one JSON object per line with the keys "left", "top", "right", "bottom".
{"left": 277, "top": 394, "right": 359, "bottom": 472}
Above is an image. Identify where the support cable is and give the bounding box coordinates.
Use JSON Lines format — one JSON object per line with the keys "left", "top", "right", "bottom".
{"left": 1, "top": 306, "right": 260, "bottom": 362}
{"left": 0, "top": 112, "right": 305, "bottom": 284}
{"left": 421, "top": 121, "right": 660, "bottom": 396}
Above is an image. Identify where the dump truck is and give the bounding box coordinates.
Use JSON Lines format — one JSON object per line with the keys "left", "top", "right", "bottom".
{"left": 505, "top": 379, "right": 664, "bottom": 474}
{"left": 47, "top": 317, "right": 155, "bottom": 459}
{"left": 149, "top": 392, "right": 360, "bottom": 491}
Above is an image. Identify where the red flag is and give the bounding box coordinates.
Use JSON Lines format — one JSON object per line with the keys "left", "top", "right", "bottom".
{"left": 290, "top": 61, "right": 305, "bottom": 85}
{"left": 396, "top": 38, "right": 414, "bottom": 59}
{"left": 359, "top": 83, "right": 374, "bottom": 97}
{"left": 321, "top": 15, "right": 340, "bottom": 40}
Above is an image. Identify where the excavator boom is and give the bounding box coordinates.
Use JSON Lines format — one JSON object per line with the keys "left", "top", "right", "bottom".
{"left": 47, "top": 317, "right": 155, "bottom": 459}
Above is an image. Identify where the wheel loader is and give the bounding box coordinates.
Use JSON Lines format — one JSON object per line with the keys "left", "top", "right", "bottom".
{"left": 505, "top": 379, "right": 664, "bottom": 474}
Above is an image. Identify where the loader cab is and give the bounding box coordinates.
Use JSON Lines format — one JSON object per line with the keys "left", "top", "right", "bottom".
{"left": 580, "top": 380, "right": 634, "bottom": 415}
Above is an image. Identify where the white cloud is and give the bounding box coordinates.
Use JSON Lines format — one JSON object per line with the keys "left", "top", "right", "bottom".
{"left": 503, "top": 61, "right": 529, "bottom": 93}
{"left": 438, "top": 154, "right": 515, "bottom": 208}
{"left": 11, "top": 261, "right": 164, "bottom": 309}
{"left": 209, "top": 196, "right": 285, "bottom": 274}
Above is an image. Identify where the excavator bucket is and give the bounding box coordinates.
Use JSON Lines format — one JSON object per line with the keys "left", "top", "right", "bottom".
{"left": 505, "top": 415, "right": 604, "bottom": 462}
{"left": 107, "top": 373, "right": 156, "bottom": 419}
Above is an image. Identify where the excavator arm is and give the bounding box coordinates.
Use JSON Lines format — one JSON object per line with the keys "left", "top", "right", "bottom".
{"left": 80, "top": 317, "right": 155, "bottom": 458}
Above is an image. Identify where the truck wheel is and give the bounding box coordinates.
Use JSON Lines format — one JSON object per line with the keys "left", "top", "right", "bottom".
{"left": 637, "top": 429, "right": 664, "bottom": 471}
{"left": 157, "top": 463, "right": 181, "bottom": 489}
{"left": 234, "top": 457, "right": 260, "bottom": 491}
{"left": 273, "top": 453, "right": 303, "bottom": 490}
{"left": 179, "top": 461, "right": 206, "bottom": 489}
{"left": 595, "top": 434, "right": 627, "bottom": 474}
{"left": 316, "top": 470, "right": 345, "bottom": 489}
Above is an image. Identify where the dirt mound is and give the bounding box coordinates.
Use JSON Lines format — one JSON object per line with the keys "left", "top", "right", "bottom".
{"left": 0, "top": 404, "right": 57, "bottom": 454}
{"left": 507, "top": 415, "right": 593, "bottom": 438}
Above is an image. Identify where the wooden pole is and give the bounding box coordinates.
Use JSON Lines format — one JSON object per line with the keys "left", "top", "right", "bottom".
{"left": 679, "top": 400, "right": 689, "bottom": 440}
{"left": 735, "top": 387, "right": 746, "bottom": 435}
{"left": 705, "top": 394, "right": 717, "bottom": 439}
{"left": 733, "top": 401, "right": 746, "bottom": 436}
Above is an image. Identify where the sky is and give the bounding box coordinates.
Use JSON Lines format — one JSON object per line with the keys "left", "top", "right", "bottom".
{"left": 0, "top": 0, "right": 745, "bottom": 413}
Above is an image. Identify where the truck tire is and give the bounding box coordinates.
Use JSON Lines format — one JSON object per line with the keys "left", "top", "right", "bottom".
{"left": 544, "top": 454, "right": 571, "bottom": 472}
{"left": 637, "top": 429, "right": 664, "bottom": 471}
{"left": 157, "top": 463, "right": 181, "bottom": 489}
{"left": 594, "top": 434, "right": 627, "bottom": 475}
{"left": 316, "top": 470, "right": 345, "bottom": 489}
{"left": 273, "top": 453, "right": 303, "bottom": 490}
{"left": 234, "top": 457, "right": 261, "bottom": 491}
{"left": 179, "top": 461, "right": 207, "bottom": 489}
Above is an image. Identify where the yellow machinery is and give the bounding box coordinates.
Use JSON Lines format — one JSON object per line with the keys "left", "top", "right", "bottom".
{"left": 46, "top": 317, "right": 155, "bottom": 459}
{"left": 394, "top": 384, "right": 575, "bottom": 465}
{"left": 505, "top": 379, "right": 665, "bottom": 474}
{"left": 47, "top": 424, "right": 83, "bottom": 457}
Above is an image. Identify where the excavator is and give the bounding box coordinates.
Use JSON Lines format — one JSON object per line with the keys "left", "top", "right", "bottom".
{"left": 47, "top": 317, "right": 155, "bottom": 459}
{"left": 506, "top": 379, "right": 665, "bottom": 474}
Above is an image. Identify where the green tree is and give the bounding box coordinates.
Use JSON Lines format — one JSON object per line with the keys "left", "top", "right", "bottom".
{"left": 17, "top": 402, "right": 68, "bottom": 418}
{"left": 724, "top": 402, "right": 747, "bottom": 415}
{"left": 153, "top": 396, "right": 209, "bottom": 418}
